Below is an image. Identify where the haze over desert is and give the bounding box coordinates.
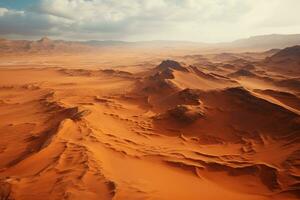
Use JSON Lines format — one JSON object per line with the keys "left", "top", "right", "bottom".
{"left": 0, "top": 1, "right": 300, "bottom": 200}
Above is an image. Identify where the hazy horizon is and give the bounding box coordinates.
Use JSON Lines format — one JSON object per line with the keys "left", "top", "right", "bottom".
{"left": 1, "top": 0, "right": 300, "bottom": 42}
{"left": 2, "top": 33, "right": 300, "bottom": 44}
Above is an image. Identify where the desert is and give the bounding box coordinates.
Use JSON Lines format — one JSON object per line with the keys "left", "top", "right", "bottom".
{"left": 0, "top": 1, "right": 300, "bottom": 200}
{"left": 0, "top": 36, "right": 299, "bottom": 200}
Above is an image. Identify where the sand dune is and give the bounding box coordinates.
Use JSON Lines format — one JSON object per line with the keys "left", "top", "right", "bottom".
{"left": 0, "top": 46, "right": 299, "bottom": 200}
{"left": 264, "top": 45, "right": 300, "bottom": 75}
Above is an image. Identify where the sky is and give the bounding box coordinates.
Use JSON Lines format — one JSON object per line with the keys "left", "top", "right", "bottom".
{"left": 0, "top": 0, "right": 299, "bottom": 42}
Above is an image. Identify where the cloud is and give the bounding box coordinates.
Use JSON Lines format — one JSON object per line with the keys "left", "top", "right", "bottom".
{"left": 0, "top": 5, "right": 72, "bottom": 38}
{"left": 0, "top": 0, "right": 299, "bottom": 41}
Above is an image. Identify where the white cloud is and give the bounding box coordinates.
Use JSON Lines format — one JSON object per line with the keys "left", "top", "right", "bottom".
{"left": 0, "top": 0, "right": 299, "bottom": 41}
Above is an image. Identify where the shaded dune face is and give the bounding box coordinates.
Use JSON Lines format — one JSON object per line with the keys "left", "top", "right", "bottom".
{"left": 0, "top": 54, "right": 299, "bottom": 200}
{"left": 263, "top": 45, "right": 300, "bottom": 75}
{"left": 152, "top": 86, "right": 300, "bottom": 141}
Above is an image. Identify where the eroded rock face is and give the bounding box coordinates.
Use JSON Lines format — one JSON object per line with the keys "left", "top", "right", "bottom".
{"left": 168, "top": 105, "right": 203, "bottom": 122}
{"left": 155, "top": 105, "right": 204, "bottom": 123}
{"left": 155, "top": 60, "right": 189, "bottom": 72}
{"left": 177, "top": 88, "right": 201, "bottom": 105}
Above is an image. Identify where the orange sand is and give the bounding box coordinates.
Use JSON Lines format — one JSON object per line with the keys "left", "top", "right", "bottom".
{"left": 0, "top": 46, "right": 299, "bottom": 200}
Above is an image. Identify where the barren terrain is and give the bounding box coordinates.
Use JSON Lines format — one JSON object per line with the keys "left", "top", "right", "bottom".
{"left": 0, "top": 41, "right": 299, "bottom": 200}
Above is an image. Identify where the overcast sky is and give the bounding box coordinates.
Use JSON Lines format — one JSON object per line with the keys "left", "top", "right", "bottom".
{"left": 0, "top": 0, "right": 299, "bottom": 42}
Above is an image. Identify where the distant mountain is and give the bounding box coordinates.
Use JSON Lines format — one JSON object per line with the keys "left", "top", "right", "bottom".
{"left": 0, "top": 37, "right": 206, "bottom": 53}
{"left": 82, "top": 35, "right": 300, "bottom": 50}
{"left": 1, "top": 34, "right": 300, "bottom": 53}
{"left": 224, "top": 34, "right": 300, "bottom": 50}
{"left": 83, "top": 40, "right": 207, "bottom": 48}
{"left": 0, "top": 37, "right": 92, "bottom": 53}
{"left": 82, "top": 40, "right": 131, "bottom": 46}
